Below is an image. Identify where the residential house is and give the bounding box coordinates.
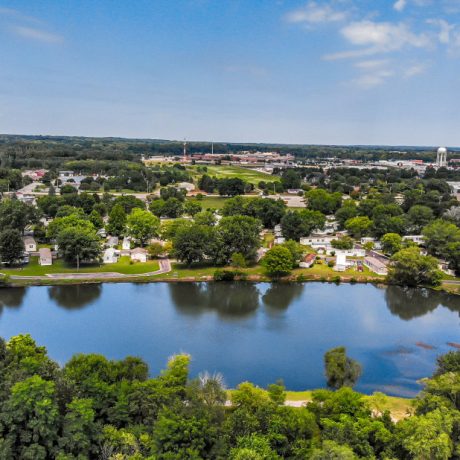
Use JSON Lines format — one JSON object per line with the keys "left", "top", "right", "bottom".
{"left": 103, "top": 247, "right": 119, "bottom": 264}
{"left": 403, "top": 235, "right": 424, "bottom": 245}
{"left": 334, "top": 252, "right": 348, "bottom": 272}
{"left": 299, "top": 253, "right": 316, "bottom": 268}
{"left": 364, "top": 256, "right": 388, "bottom": 275}
{"left": 23, "top": 236, "right": 37, "bottom": 253}
{"left": 122, "top": 237, "right": 131, "bottom": 251}
{"left": 39, "top": 248, "right": 52, "bottom": 266}
{"left": 131, "top": 248, "right": 148, "bottom": 263}
{"left": 107, "top": 236, "right": 119, "bottom": 248}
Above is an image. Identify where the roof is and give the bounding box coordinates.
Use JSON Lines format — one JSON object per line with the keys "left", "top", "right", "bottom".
{"left": 23, "top": 236, "right": 36, "bottom": 245}
{"left": 131, "top": 247, "right": 147, "bottom": 255}
{"left": 365, "top": 256, "right": 387, "bottom": 268}
{"left": 39, "top": 248, "right": 52, "bottom": 258}
{"left": 303, "top": 253, "right": 316, "bottom": 263}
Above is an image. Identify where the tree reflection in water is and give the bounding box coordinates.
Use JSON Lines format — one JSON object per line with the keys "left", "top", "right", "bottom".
{"left": 0, "top": 287, "right": 27, "bottom": 316}
{"left": 168, "top": 282, "right": 260, "bottom": 319}
{"left": 48, "top": 284, "right": 102, "bottom": 310}
{"left": 385, "top": 286, "right": 460, "bottom": 320}
{"left": 262, "top": 283, "right": 304, "bottom": 314}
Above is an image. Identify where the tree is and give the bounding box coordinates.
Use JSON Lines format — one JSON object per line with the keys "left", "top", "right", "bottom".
{"left": 231, "top": 252, "right": 247, "bottom": 268}
{"left": 434, "top": 350, "right": 460, "bottom": 376}
{"left": 262, "top": 246, "right": 293, "bottom": 277}
{"left": 222, "top": 196, "right": 246, "bottom": 217}
{"left": 172, "top": 224, "right": 214, "bottom": 265}
{"left": 310, "top": 440, "right": 358, "bottom": 460}
{"left": 149, "top": 198, "right": 166, "bottom": 217}
{"left": 217, "top": 178, "right": 246, "bottom": 196}
{"left": 162, "top": 197, "right": 184, "bottom": 218}
{"left": 106, "top": 203, "right": 127, "bottom": 236}
{"left": 245, "top": 198, "right": 286, "bottom": 229}
{"left": 198, "top": 174, "right": 216, "bottom": 193}
{"left": 306, "top": 189, "right": 342, "bottom": 214}
{"left": 331, "top": 236, "right": 354, "bottom": 250}
{"left": 57, "top": 228, "right": 101, "bottom": 269}
{"left": 324, "top": 347, "right": 361, "bottom": 389}
{"left": 216, "top": 216, "right": 262, "bottom": 264}
{"left": 0, "top": 199, "right": 36, "bottom": 233}
{"left": 281, "top": 210, "right": 326, "bottom": 241}
{"left": 148, "top": 242, "right": 165, "bottom": 258}
{"left": 388, "top": 247, "right": 442, "bottom": 287}
{"left": 47, "top": 213, "right": 95, "bottom": 240}
{"left": 407, "top": 205, "right": 434, "bottom": 233}
{"left": 280, "top": 240, "right": 304, "bottom": 266}
{"left": 194, "top": 210, "right": 217, "bottom": 227}
{"left": 0, "top": 229, "right": 24, "bottom": 264}
{"left": 335, "top": 203, "right": 358, "bottom": 229}
{"left": 423, "top": 220, "right": 460, "bottom": 258}
{"left": 89, "top": 209, "right": 103, "bottom": 229}
{"left": 345, "top": 216, "right": 372, "bottom": 238}
{"left": 126, "top": 208, "right": 160, "bottom": 246}
{"left": 281, "top": 169, "right": 301, "bottom": 190}
{"left": 184, "top": 200, "right": 202, "bottom": 217}
{"left": 372, "top": 204, "right": 406, "bottom": 237}
{"left": 381, "top": 233, "right": 403, "bottom": 256}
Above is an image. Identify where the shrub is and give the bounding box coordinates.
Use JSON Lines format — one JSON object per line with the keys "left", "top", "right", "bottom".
{"left": 213, "top": 270, "right": 236, "bottom": 281}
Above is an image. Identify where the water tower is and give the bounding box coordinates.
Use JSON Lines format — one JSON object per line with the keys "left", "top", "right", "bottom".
{"left": 436, "top": 147, "right": 447, "bottom": 167}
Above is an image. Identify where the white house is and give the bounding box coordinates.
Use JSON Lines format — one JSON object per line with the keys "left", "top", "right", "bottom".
{"left": 334, "top": 252, "right": 347, "bottom": 272}
{"left": 364, "top": 256, "right": 388, "bottom": 275}
{"left": 23, "top": 236, "right": 37, "bottom": 253}
{"left": 103, "top": 247, "right": 119, "bottom": 264}
{"left": 360, "top": 237, "right": 382, "bottom": 250}
{"left": 122, "top": 237, "right": 131, "bottom": 251}
{"left": 39, "top": 248, "right": 52, "bottom": 266}
{"left": 131, "top": 248, "right": 148, "bottom": 263}
{"left": 300, "top": 235, "right": 335, "bottom": 250}
{"left": 107, "top": 236, "right": 119, "bottom": 248}
{"left": 403, "top": 235, "right": 424, "bottom": 245}
{"left": 299, "top": 253, "right": 316, "bottom": 268}
{"left": 178, "top": 182, "right": 195, "bottom": 193}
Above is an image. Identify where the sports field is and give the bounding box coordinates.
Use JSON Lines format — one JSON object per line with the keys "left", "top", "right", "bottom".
{"left": 188, "top": 165, "right": 279, "bottom": 185}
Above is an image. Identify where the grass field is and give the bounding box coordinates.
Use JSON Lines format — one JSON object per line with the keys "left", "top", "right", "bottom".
{"left": 158, "top": 262, "right": 265, "bottom": 279}
{"left": 188, "top": 165, "right": 279, "bottom": 185}
{"left": 187, "top": 196, "right": 256, "bottom": 210}
{"left": 1, "top": 256, "right": 160, "bottom": 276}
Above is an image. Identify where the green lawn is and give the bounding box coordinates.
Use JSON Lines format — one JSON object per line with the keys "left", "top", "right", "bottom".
{"left": 188, "top": 196, "right": 256, "bottom": 210}
{"left": 158, "top": 262, "right": 265, "bottom": 279}
{"left": 188, "top": 165, "right": 279, "bottom": 185}
{"left": 1, "top": 256, "right": 159, "bottom": 276}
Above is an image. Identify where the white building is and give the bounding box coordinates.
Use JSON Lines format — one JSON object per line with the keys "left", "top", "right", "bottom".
{"left": 103, "top": 247, "right": 119, "bottom": 264}
{"left": 334, "top": 252, "right": 347, "bottom": 272}
{"left": 39, "top": 248, "right": 52, "bottom": 266}
{"left": 436, "top": 147, "right": 448, "bottom": 168}
{"left": 364, "top": 256, "right": 388, "bottom": 275}
{"left": 107, "top": 236, "right": 119, "bottom": 248}
{"left": 122, "top": 237, "right": 131, "bottom": 251}
{"left": 23, "top": 236, "right": 37, "bottom": 253}
{"left": 131, "top": 248, "right": 148, "bottom": 263}
{"left": 403, "top": 235, "right": 424, "bottom": 245}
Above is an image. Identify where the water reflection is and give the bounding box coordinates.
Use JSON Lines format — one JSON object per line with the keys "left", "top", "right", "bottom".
{"left": 48, "top": 284, "right": 102, "bottom": 310}
{"left": 0, "top": 287, "right": 26, "bottom": 309}
{"left": 262, "top": 283, "right": 304, "bottom": 313}
{"left": 168, "top": 282, "right": 260, "bottom": 318}
{"left": 385, "top": 286, "right": 460, "bottom": 320}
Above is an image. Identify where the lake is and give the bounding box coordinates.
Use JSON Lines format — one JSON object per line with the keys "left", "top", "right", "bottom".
{"left": 0, "top": 282, "right": 459, "bottom": 397}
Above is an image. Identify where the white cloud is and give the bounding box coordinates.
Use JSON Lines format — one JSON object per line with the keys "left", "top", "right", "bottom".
{"left": 393, "top": 0, "right": 407, "bottom": 12}
{"left": 285, "top": 1, "right": 346, "bottom": 25}
{"left": 353, "top": 69, "right": 395, "bottom": 88}
{"left": 403, "top": 63, "right": 426, "bottom": 77}
{"left": 341, "top": 21, "right": 429, "bottom": 50}
{"left": 11, "top": 25, "right": 63, "bottom": 44}
{"left": 354, "top": 59, "right": 390, "bottom": 69}
{"left": 427, "top": 19, "right": 454, "bottom": 44}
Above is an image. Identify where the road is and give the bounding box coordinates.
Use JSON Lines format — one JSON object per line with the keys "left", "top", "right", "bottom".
{"left": 7, "top": 258, "right": 171, "bottom": 281}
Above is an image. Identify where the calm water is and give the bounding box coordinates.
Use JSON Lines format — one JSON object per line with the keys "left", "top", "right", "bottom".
{"left": 0, "top": 282, "right": 459, "bottom": 397}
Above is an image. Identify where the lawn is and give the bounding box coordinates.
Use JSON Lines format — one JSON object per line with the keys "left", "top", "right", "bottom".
{"left": 187, "top": 196, "right": 256, "bottom": 210}
{"left": 158, "top": 262, "right": 265, "bottom": 279}
{"left": 293, "top": 261, "right": 385, "bottom": 281}
{"left": 1, "top": 256, "right": 159, "bottom": 276}
{"left": 188, "top": 165, "right": 279, "bottom": 185}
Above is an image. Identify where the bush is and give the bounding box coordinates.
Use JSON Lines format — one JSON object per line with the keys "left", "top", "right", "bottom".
{"left": 327, "top": 260, "right": 334, "bottom": 268}
{"left": 297, "top": 274, "right": 306, "bottom": 282}
{"left": 332, "top": 275, "right": 341, "bottom": 284}
{"left": 350, "top": 277, "right": 357, "bottom": 284}
{"left": 213, "top": 270, "right": 236, "bottom": 281}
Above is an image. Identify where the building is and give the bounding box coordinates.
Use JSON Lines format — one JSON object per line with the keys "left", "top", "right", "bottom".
{"left": 403, "top": 235, "right": 424, "bottom": 245}
{"left": 103, "top": 247, "right": 119, "bottom": 264}
{"left": 177, "top": 182, "right": 195, "bottom": 193}
{"left": 300, "top": 235, "right": 335, "bottom": 251}
{"left": 23, "top": 236, "right": 37, "bottom": 253}
{"left": 364, "top": 256, "right": 388, "bottom": 275}
{"left": 107, "top": 236, "right": 119, "bottom": 248}
{"left": 299, "top": 253, "right": 316, "bottom": 268}
{"left": 122, "top": 237, "right": 131, "bottom": 251}
{"left": 334, "top": 252, "right": 347, "bottom": 271}
{"left": 39, "top": 248, "right": 52, "bottom": 266}
{"left": 131, "top": 248, "right": 148, "bottom": 263}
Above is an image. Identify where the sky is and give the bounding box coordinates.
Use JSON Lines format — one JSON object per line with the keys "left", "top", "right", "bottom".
{"left": 1, "top": 0, "right": 460, "bottom": 146}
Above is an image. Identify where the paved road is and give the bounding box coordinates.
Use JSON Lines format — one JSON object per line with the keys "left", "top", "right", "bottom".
{"left": 7, "top": 258, "right": 171, "bottom": 281}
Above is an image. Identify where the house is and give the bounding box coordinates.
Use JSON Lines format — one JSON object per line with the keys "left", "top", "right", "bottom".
{"left": 39, "top": 248, "right": 52, "bottom": 266}
{"left": 131, "top": 247, "right": 148, "bottom": 263}
{"left": 364, "top": 256, "right": 388, "bottom": 275}
{"left": 274, "top": 237, "right": 286, "bottom": 245}
{"left": 97, "top": 228, "right": 107, "bottom": 238}
{"left": 177, "top": 182, "right": 195, "bottom": 192}
{"left": 300, "top": 235, "right": 335, "bottom": 251}
{"left": 299, "top": 253, "right": 316, "bottom": 268}
{"left": 107, "top": 236, "right": 119, "bottom": 248}
{"left": 403, "top": 235, "right": 424, "bottom": 245}
{"left": 360, "top": 237, "right": 382, "bottom": 250}
{"left": 122, "top": 237, "right": 131, "bottom": 251}
{"left": 103, "top": 247, "right": 119, "bottom": 264}
{"left": 23, "top": 236, "right": 37, "bottom": 253}
{"left": 334, "top": 252, "right": 347, "bottom": 272}
{"left": 256, "top": 247, "right": 268, "bottom": 262}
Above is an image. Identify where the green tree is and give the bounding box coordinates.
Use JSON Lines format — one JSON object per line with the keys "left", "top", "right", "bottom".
{"left": 335, "top": 202, "right": 358, "bottom": 229}
{"left": 281, "top": 210, "right": 326, "bottom": 241}
{"left": 407, "top": 205, "right": 434, "bottom": 233}
{"left": 345, "top": 216, "right": 373, "bottom": 238}
{"left": 381, "top": 233, "right": 403, "bottom": 255}
{"left": 331, "top": 236, "right": 354, "bottom": 250}
{"left": 172, "top": 224, "right": 215, "bottom": 265}
{"left": 184, "top": 200, "right": 202, "bottom": 217}
{"left": 0, "top": 229, "right": 24, "bottom": 264}
{"left": 162, "top": 197, "right": 184, "bottom": 218}
{"left": 0, "top": 199, "right": 36, "bottom": 233}
{"left": 310, "top": 440, "right": 357, "bottom": 460}
{"left": 221, "top": 196, "right": 246, "bottom": 217}
{"left": 388, "top": 247, "right": 442, "bottom": 287}
{"left": 324, "top": 347, "right": 361, "bottom": 389}
{"left": 89, "top": 209, "right": 103, "bottom": 229}
{"left": 106, "top": 203, "right": 127, "bottom": 236}
{"left": 423, "top": 219, "right": 460, "bottom": 258}
{"left": 245, "top": 198, "right": 286, "bottom": 229}
{"left": 306, "top": 189, "right": 342, "bottom": 214}
{"left": 194, "top": 210, "right": 217, "bottom": 227}
{"left": 126, "top": 208, "right": 160, "bottom": 246}
{"left": 57, "top": 228, "right": 101, "bottom": 269}
{"left": 262, "top": 246, "right": 293, "bottom": 277}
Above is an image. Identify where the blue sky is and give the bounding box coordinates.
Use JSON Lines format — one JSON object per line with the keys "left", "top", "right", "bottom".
{"left": 1, "top": 0, "right": 460, "bottom": 146}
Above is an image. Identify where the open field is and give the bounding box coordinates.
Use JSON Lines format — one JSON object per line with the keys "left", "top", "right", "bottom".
{"left": 187, "top": 165, "right": 279, "bottom": 185}
{"left": 1, "top": 256, "right": 159, "bottom": 276}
